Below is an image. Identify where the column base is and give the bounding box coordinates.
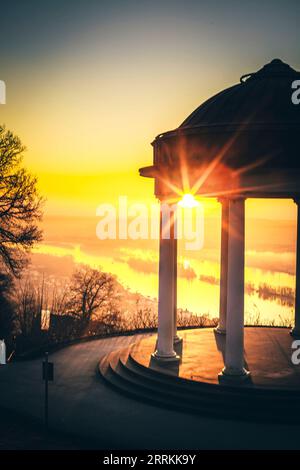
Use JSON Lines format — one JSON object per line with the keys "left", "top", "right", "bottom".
{"left": 214, "top": 326, "right": 226, "bottom": 335}
{"left": 151, "top": 351, "right": 180, "bottom": 364}
{"left": 174, "top": 335, "right": 183, "bottom": 345}
{"left": 218, "top": 366, "right": 250, "bottom": 384}
{"left": 290, "top": 328, "right": 300, "bottom": 338}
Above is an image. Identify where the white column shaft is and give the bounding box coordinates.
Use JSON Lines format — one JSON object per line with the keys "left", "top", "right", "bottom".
{"left": 216, "top": 198, "right": 229, "bottom": 334}
{"left": 155, "top": 203, "right": 177, "bottom": 359}
{"left": 172, "top": 207, "right": 181, "bottom": 343}
{"left": 222, "top": 198, "right": 248, "bottom": 376}
{"left": 292, "top": 200, "right": 300, "bottom": 336}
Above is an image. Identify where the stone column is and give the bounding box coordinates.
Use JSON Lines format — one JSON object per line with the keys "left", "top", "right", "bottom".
{"left": 152, "top": 202, "right": 180, "bottom": 363}
{"left": 172, "top": 205, "right": 182, "bottom": 344}
{"left": 291, "top": 199, "right": 300, "bottom": 337}
{"left": 219, "top": 198, "right": 250, "bottom": 383}
{"left": 215, "top": 198, "right": 229, "bottom": 335}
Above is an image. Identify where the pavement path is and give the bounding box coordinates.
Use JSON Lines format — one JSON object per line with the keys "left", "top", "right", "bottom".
{"left": 1, "top": 334, "right": 300, "bottom": 449}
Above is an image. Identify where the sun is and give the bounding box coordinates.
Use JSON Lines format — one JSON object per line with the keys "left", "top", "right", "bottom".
{"left": 178, "top": 193, "right": 199, "bottom": 208}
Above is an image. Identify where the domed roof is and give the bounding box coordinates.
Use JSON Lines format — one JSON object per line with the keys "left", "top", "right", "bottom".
{"left": 179, "top": 59, "right": 300, "bottom": 129}
{"left": 141, "top": 59, "right": 300, "bottom": 199}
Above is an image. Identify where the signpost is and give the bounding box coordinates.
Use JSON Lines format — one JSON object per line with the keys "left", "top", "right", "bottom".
{"left": 42, "top": 352, "right": 54, "bottom": 429}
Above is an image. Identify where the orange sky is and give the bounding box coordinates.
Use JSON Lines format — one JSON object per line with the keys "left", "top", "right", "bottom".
{"left": 1, "top": 1, "right": 299, "bottom": 220}
{"left": 1, "top": 1, "right": 299, "bottom": 323}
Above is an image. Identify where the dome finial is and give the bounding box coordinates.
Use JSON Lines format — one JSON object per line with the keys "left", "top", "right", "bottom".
{"left": 240, "top": 58, "right": 300, "bottom": 83}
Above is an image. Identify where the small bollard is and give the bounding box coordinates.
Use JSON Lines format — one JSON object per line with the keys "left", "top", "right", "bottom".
{"left": 0, "top": 339, "right": 6, "bottom": 365}
{"left": 42, "top": 352, "right": 54, "bottom": 430}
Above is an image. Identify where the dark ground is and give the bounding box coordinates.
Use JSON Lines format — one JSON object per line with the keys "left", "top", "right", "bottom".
{"left": 0, "top": 407, "right": 92, "bottom": 450}
{"left": 1, "top": 332, "right": 300, "bottom": 450}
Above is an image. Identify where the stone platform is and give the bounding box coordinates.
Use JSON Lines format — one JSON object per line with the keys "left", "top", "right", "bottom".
{"left": 99, "top": 327, "right": 300, "bottom": 423}
{"left": 131, "top": 327, "right": 300, "bottom": 389}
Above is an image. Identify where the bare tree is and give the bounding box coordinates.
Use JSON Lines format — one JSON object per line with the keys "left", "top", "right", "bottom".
{"left": 128, "top": 298, "right": 157, "bottom": 329}
{"left": 96, "top": 309, "right": 124, "bottom": 335}
{"left": 14, "top": 278, "right": 45, "bottom": 337}
{"left": 50, "top": 285, "right": 69, "bottom": 317}
{"left": 0, "top": 125, "right": 43, "bottom": 276}
{"left": 67, "top": 266, "right": 116, "bottom": 328}
{"left": 0, "top": 273, "right": 18, "bottom": 342}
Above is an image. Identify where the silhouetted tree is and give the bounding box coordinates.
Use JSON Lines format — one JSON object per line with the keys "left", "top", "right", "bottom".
{"left": 0, "top": 125, "right": 43, "bottom": 276}
{"left": 0, "top": 273, "right": 18, "bottom": 353}
{"left": 14, "top": 278, "right": 44, "bottom": 337}
{"left": 66, "top": 266, "right": 116, "bottom": 330}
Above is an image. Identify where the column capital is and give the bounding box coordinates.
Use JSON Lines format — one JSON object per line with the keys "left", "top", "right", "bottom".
{"left": 218, "top": 195, "right": 247, "bottom": 204}
{"left": 227, "top": 196, "right": 247, "bottom": 202}
{"left": 159, "top": 199, "right": 178, "bottom": 210}
{"left": 217, "top": 197, "right": 229, "bottom": 205}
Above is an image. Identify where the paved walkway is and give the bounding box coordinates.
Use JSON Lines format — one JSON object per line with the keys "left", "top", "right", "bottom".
{"left": 1, "top": 333, "right": 300, "bottom": 449}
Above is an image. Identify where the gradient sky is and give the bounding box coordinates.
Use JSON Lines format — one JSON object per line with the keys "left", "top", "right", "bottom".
{"left": 0, "top": 0, "right": 299, "bottom": 216}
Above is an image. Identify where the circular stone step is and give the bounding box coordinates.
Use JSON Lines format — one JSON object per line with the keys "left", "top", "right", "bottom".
{"left": 98, "top": 342, "right": 300, "bottom": 424}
